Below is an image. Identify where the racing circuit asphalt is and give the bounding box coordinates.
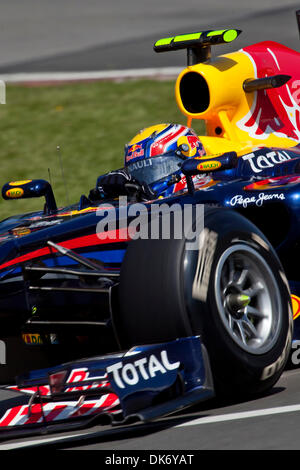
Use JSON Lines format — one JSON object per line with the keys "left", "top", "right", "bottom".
{"left": 1, "top": 0, "right": 300, "bottom": 452}
{"left": 0, "top": 0, "right": 299, "bottom": 73}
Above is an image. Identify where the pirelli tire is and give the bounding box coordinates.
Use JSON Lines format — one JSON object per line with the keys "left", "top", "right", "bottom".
{"left": 117, "top": 207, "right": 293, "bottom": 396}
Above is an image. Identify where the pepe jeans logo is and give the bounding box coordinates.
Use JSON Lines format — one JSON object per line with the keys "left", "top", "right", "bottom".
{"left": 242, "top": 150, "right": 291, "bottom": 173}
{"left": 106, "top": 350, "right": 180, "bottom": 389}
{"left": 230, "top": 192, "right": 285, "bottom": 208}
{"left": 0, "top": 341, "right": 6, "bottom": 365}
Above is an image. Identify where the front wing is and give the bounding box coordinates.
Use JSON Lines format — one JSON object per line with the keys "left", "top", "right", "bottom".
{"left": 0, "top": 336, "right": 214, "bottom": 440}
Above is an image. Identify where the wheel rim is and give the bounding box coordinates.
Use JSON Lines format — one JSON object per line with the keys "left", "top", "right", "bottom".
{"left": 214, "top": 244, "right": 282, "bottom": 355}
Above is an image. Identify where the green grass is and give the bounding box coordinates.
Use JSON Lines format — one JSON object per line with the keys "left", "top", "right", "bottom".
{"left": 0, "top": 79, "right": 204, "bottom": 219}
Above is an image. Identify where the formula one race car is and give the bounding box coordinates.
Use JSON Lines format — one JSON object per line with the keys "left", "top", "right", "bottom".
{"left": 1, "top": 12, "right": 300, "bottom": 437}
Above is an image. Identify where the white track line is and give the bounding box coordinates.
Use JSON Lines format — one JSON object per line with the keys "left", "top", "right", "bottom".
{"left": 0, "top": 432, "right": 88, "bottom": 450}
{"left": 176, "top": 403, "right": 300, "bottom": 427}
{"left": 3, "top": 403, "right": 300, "bottom": 448}
{"left": 0, "top": 67, "right": 183, "bottom": 84}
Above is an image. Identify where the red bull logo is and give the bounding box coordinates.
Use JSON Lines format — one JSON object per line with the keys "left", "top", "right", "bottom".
{"left": 125, "top": 143, "right": 145, "bottom": 162}
{"left": 238, "top": 42, "right": 300, "bottom": 142}
{"left": 177, "top": 134, "right": 206, "bottom": 158}
{"left": 186, "top": 135, "right": 206, "bottom": 156}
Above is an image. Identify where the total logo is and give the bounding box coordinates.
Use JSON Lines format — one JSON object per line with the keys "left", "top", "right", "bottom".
{"left": 242, "top": 150, "right": 292, "bottom": 173}
{"left": 106, "top": 350, "right": 180, "bottom": 389}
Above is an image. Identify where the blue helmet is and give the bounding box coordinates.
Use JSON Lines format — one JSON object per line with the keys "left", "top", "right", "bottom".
{"left": 124, "top": 123, "right": 206, "bottom": 197}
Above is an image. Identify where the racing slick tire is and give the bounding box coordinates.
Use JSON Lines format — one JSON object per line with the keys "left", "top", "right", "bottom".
{"left": 117, "top": 207, "right": 293, "bottom": 396}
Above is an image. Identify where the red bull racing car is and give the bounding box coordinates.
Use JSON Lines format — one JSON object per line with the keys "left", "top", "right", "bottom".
{"left": 1, "top": 12, "right": 300, "bottom": 438}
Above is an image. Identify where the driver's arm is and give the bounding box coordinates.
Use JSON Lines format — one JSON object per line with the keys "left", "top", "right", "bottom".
{"left": 88, "top": 169, "right": 156, "bottom": 202}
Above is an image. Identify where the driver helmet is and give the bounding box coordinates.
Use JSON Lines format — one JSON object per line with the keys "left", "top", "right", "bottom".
{"left": 124, "top": 123, "right": 206, "bottom": 197}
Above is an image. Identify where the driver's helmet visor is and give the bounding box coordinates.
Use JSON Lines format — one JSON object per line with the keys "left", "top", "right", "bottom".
{"left": 126, "top": 154, "right": 184, "bottom": 186}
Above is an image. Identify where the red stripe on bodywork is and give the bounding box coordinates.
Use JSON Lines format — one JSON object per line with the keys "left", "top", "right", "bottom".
{"left": 0, "top": 228, "right": 130, "bottom": 271}
{"left": 44, "top": 404, "right": 68, "bottom": 423}
{"left": 23, "top": 404, "right": 43, "bottom": 424}
{"left": 0, "top": 406, "right": 23, "bottom": 426}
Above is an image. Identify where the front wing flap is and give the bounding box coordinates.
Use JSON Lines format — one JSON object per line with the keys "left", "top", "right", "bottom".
{"left": 0, "top": 336, "right": 214, "bottom": 439}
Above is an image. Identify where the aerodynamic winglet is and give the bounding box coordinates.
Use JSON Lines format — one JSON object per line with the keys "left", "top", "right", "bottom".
{"left": 154, "top": 29, "right": 242, "bottom": 65}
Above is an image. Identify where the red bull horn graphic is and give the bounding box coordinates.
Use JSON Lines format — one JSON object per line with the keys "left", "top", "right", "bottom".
{"left": 238, "top": 42, "right": 300, "bottom": 142}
